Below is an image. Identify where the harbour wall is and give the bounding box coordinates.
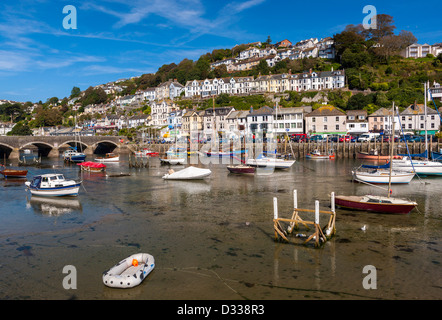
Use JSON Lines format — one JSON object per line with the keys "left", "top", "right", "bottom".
{"left": 133, "top": 140, "right": 442, "bottom": 159}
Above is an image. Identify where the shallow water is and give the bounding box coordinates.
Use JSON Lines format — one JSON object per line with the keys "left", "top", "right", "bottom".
{"left": 0, "top": 155, "right": 441, "bottom": 300}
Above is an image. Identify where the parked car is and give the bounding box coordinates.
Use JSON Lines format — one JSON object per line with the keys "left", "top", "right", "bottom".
{"left": 309, "top": 135, "right": 325, "bottom": 142}
{"left": 339, "top": 135, "right": 354, "bottom": 142}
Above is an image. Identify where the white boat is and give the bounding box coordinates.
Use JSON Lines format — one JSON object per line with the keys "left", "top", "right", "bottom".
{"left": 352, "top": 167, "right": 415, "bottom": 184}
{"left": 306, "top": 149, "right": 335, "bottom": 160}
{"left": 25, "top": 174, "right": 82, "bottom": 197}
{"left": 162, "top": 166, "right": 211, "bottom": 180}
{"left": 392, "top": 156, "right": 442, "bottom": 176}
{"left": 95, "top": 153, "right": 119, "bottom": 162}
{"left": 246, "top": 156, "right": 295, "bottom": 169}
{"left": 159, "top": 155, "right": 185, "bottom": 165}
{"left": 102, "top": 253, "right": 155, "bottom": 288}
{"left": 63, "top": 148, "right": 86, "bottom": 163}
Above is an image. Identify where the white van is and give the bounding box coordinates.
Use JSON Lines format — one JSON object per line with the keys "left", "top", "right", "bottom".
{"left": 358, "top": 133, "right": 380, "bottom": 142}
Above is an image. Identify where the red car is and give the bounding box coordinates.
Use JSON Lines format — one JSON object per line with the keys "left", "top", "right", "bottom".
{"left": 339, "top": 135, "right": 353, "bottom": 142}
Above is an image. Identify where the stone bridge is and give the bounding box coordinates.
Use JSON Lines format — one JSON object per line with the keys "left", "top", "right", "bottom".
{"left": 0, "top": 136, "right": 128, "bottom": 159}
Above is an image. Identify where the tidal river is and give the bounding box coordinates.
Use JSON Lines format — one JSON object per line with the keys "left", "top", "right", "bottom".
{"left": 0, "top": 154, "right": 440, "bottom": 300}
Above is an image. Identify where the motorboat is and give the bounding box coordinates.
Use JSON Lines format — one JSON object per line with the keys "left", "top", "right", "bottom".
{"left": 103, "top": 253, "right": 155, "bottom": 288}
{"left": 335, "top": 195, "right": 417, "bottom": 214}
{"left": 63, "top": 147, "right": 86, "bottom": 163}
{"left": 306, "top": 149, "right": 335, "bottom": 160}
{"left": 162, "top": 166, "right": 211, "bottom": 180}
{"left": 95, "top": 153, "right": 119, "bottom": 162}
{"left": 25, "top": 173, "right": 82, "bottom": 197}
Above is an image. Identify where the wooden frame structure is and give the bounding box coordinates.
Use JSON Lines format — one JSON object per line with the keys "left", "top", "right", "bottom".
{"left": 273, "top": 190, "right": 336, "bottom": 247}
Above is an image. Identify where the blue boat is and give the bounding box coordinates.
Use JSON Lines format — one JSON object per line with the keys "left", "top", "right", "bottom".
{"left": 25, "top": 174, "right": 82, "bottom": 197}
{"left": 63, "top": 147, "right": 86, "bottom": 163}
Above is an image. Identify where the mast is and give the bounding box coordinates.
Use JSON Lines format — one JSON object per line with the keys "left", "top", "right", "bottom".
{"left": 388, "top": 102, "right": 395, "bottom": 198}
{"left": 424, "top": 81, "right": 428, "bottom": 159}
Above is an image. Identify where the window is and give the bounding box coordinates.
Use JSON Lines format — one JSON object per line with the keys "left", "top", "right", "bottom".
{"left": 312, "top": 117, "right": 316, "bottom": 123}
{"left": 335, "top": 117, "right": 339, "bottom": 122}
{"left": 324, "top": 116, "right": 328, "bottom": 122}
{"left": 336, "top": 125, "right": 339, "bottom": 130}
{"left": 324, "top": 125, "right": 328, "bottom": 130}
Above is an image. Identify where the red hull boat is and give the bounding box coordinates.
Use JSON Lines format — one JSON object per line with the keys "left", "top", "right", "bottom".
{"left": 335, "top": 195, "right": 417, "bottom": 214}
{"left": 227, "top": 165, "right": 255, "bottom": 174}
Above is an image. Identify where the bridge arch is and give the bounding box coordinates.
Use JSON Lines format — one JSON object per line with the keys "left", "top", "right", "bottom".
{"left": 0, "top": 142, "right": 15, "bottom": 160}
{"left": 21, "top": 141, "right": 57, "bottom": 157}
{"left": 58, "top": 140, "right": 89, "bottom": 152}
{"left": 92, "top": 140, "right": 119, "bottom": 154}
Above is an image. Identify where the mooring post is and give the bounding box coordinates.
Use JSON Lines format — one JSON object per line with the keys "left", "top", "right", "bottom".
{"left": 330, "top": 192, "right": 335, "bottom": 213}
{"left": 273, "top": 197, "right": 278, "bottom": 220}
{"left": 315, "top": 200, "right": 320, "bottom": 225}
{"left": 293, "top": 189, "right": 297, "bottom": 209}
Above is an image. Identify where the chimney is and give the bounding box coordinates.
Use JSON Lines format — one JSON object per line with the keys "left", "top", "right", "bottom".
{"left": 288, "top": 69, "right": 291, "bottom": 75}
{"left": 250, "top": 106, "right": 253, "bottom": 113}
{"left": 309, "top": 68, "right": 312, "bottom": 74}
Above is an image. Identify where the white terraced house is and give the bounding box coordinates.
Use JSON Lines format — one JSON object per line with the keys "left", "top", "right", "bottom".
{"left": 150, "top": 100, "right": 176, "bottom": 127}
{"left": 184, "top": 77, "right": 254, "bottom": 98}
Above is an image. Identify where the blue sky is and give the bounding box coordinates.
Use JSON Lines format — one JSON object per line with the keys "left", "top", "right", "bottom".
{"left": 1, "top": 0, "right": 441, "bottom": 103}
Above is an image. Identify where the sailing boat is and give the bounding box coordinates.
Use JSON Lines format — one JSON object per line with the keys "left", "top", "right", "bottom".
{"left": 227, "top": 121, "right": 255, "bottom": 174}
{"left": 245, "top": 104, "right": 295, "bottom": 169}
{"left": 64, "top": 117, "right": 86, "bottom": 163}
{"left": 159, "top": 126, "right": 185, "bottom": 165}
{"left": 392, "top": 82, "right": 442, "bottom": 175}
{"left": 335, "top": 104, "right": 417, "bottom": 214}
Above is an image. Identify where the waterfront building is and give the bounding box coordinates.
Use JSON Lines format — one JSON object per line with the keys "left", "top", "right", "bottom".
{"left": 273, "top": 106, "right": 311, "bottom": 136}
{"left": 399, "top": 103, "right": 440, "bottom": 134}
{"left": 225, "top": 110, "right": 250, "bottom": 138}
{"left": 202, "top": 107, "right": 235, "bottom": 140}
{"left": 247, "top": 106, "right": 275, "bottom": 135}
{"left": 182, "top": 109, "right": 204, "bottom": 139}
{"left": 345, "top": 110, "right": 369, "bottom": 135}
{"left": 367, "top": 107, "right": 401, "bottom": 134}
{"left": 304, "top": 105, "right": 347, "bottom": 135}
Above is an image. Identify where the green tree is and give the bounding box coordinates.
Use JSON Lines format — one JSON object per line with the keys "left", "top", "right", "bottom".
{"left": 71, "top": 86, "right": 81, "bottom": 98}
{"left": 7, "top": 122, "right": 32, "bottom": 136}
{"left": 256, "top": 59, "right": 270, "bottom": 75}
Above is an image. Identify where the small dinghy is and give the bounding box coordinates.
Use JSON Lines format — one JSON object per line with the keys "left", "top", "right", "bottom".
{"left": 162, "top": 166, "right": 211, "bottom": 180}
{"left": 102, "top": 253, "right": 155, "bottom": 288}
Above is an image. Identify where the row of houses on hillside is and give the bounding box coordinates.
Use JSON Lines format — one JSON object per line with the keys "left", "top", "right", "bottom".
{"left": 184, "top": 70, "right": 345, "bottom": 99}
{"left": 211, "top": 37, "right": 335, "bottom": 73}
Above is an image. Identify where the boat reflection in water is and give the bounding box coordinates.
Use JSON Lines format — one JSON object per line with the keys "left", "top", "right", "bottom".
{"left": 27, "top": 196, "right": 82, "bottom": 216}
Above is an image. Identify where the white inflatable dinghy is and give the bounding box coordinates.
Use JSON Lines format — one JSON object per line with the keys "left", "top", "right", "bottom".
{"left": 103, "top": 253, "right": 155, "bottom": 288}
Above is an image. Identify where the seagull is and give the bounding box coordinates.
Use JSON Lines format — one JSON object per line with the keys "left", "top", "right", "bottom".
{"left": 361, "top": 225, "right": 367, "bottom": 231}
